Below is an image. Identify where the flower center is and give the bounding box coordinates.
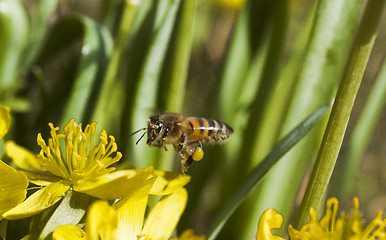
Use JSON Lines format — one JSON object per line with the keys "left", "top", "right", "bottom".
{"left": 36, "top": 119, "right": 122, "bottom": 184}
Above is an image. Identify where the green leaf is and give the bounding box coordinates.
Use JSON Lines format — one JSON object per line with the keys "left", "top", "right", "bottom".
{"left": 156, "top": 0, "right": 197, "bottom": 170}
{"left": 0, "top": 0, "right": 28, "bottom": 88}
{"left": 159, "top": 0, "right": 196, "bottom": 113}
{"left": 207, "top": 103, "right": 330, "bottom": 240}
{"left": 217, "top": 1, "right": 256, "bottom": 121}
{"left": 127, "top": 0, "right": 182, "bottom": 169}
{"left": 21, "top": 0, "right": 60, "bottom": 70}
{"left": 91, "top": 0, "right": 139, "bottom": 131}
{"left": 34, "top": 14, "right": 112, "bottom": 128}
{"left": 217, "top": 0, "right": 280, "bottom": 193}
{"left": 58, "top": 15, "right": 113, "bottom": 127}
{"left": 233, "top": 2, "right": 291, "bottom": 237}
{"left": 27, "top": 189, "right": 91, "bottom": 240}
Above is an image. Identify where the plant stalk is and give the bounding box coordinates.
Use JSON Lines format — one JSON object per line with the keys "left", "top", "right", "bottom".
{"left": 294, "top": 0, "right": 386, "bottom": 228}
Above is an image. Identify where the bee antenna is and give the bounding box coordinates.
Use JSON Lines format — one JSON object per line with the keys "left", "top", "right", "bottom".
{"left": 129, "top": 128, "right": 147, "bottom": 137}
{"left": 135, "top": 132, "right": 147, "bottom": 145}
{"left": 129, "top": 128, "right": 147, "bottom": 145}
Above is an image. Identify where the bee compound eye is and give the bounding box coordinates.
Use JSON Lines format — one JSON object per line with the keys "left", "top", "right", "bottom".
{"left": 155, "top": 121, "right": 163, "bottom": 134}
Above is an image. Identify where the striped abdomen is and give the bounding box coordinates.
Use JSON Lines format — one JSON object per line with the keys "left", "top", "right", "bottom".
{"left": 185, "top": 117, "right": 233, "bottom": 143}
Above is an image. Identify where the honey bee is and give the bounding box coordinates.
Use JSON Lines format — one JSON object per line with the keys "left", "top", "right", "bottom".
{"left": 131, "top": 113, "right": 234, "bottom": 173}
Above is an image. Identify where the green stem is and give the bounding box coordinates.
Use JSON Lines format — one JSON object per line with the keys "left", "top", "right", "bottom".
{"left": 331, "top": 57, "right": 386, "bottom": 200}
{"left": 294, "top": 0, "right": 386, "bottom": 229}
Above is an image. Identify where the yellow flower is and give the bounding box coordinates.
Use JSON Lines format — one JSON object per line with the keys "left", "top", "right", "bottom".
{"left": 256, "top": 197, "right": 386, "bottom": 240}
{"left": 2, "top": 119, "right": 165, "bottom": 220}
{"left": 1, "top": 116, "right": 190, "bottom": 239}
{"left": 52, "top": 187, "right": 201, "bottom": 240}
{"left": 0, "top": 105, "right": 29, "bottom": 220}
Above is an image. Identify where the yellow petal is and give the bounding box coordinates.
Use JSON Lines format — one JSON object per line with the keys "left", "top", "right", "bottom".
{"left": 5, "top": 141, "right": 45, "bottom": 171}
{"left": 52, "top": 225, "right": 85, "bottom": 240}
{"left": 0, "top": 160, "right": 28, "bottom": 219}
{"left": 256, "top": 209, "right": 285, "bottom": 240}
{"left": 74, "top": 170, "right": 136, "bottom": 199}
{"left": 150, "top": 170, "right": 190, "bottom": 195}
{"left": 3, "top": 181, "right": 70, "bottom": 220}
{"left": 86, "top": 201, "right": 117, "bottom": 240}
{"left": 5, "top": 141, "right": 61, "bottom": 186}
{"left": 0, "top": 105, "right": 11, "bottom": 140}
{"left": 142, "top": 188, "right": 188, "bottom": 239}
{"left": 29, "top": 178, "right": 60, "bottom": 186}
{"left": 115, "top": 175, "right": 156, "bottom": 240}
{"left": 75, "top": 167, "right": 154, "bottom": 200}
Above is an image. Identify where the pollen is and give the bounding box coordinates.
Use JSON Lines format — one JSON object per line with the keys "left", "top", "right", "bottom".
{"left": 192, "top": 147, "right": 204, "bottom": 161}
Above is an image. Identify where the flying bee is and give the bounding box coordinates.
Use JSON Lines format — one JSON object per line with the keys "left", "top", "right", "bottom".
{"left": 131, "top": 113, "right": 234, "bottom": 173}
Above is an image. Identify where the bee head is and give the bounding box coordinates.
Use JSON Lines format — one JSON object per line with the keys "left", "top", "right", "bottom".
{"left": 129, "top": 115, "right": 165, "bottom": 146}
{"left": 146, "top": 115, "right": 164, "bottom": 145}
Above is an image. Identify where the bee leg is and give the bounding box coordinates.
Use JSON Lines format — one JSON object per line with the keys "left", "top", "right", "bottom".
{"left": 180, "top": 142, "right": 203, "bottom": 174}
{"left": 162, "top": 141, "right": 168, "bottom": 151}
{"left": 181, "top": 156, "right": 194, "bottom": 174}
{"left": 162, "top": 128, "right": 169, "bottom": 151}
{"left": 176, "top": 132, "right": 186, "bottom": 153}
{"left": 149, "top": 141, "right": 168, "bottom": 151}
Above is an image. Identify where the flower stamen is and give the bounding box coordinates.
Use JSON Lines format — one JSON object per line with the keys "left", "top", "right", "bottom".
{"left": 37, "top": 119, "right": 121, "bottom": 184}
